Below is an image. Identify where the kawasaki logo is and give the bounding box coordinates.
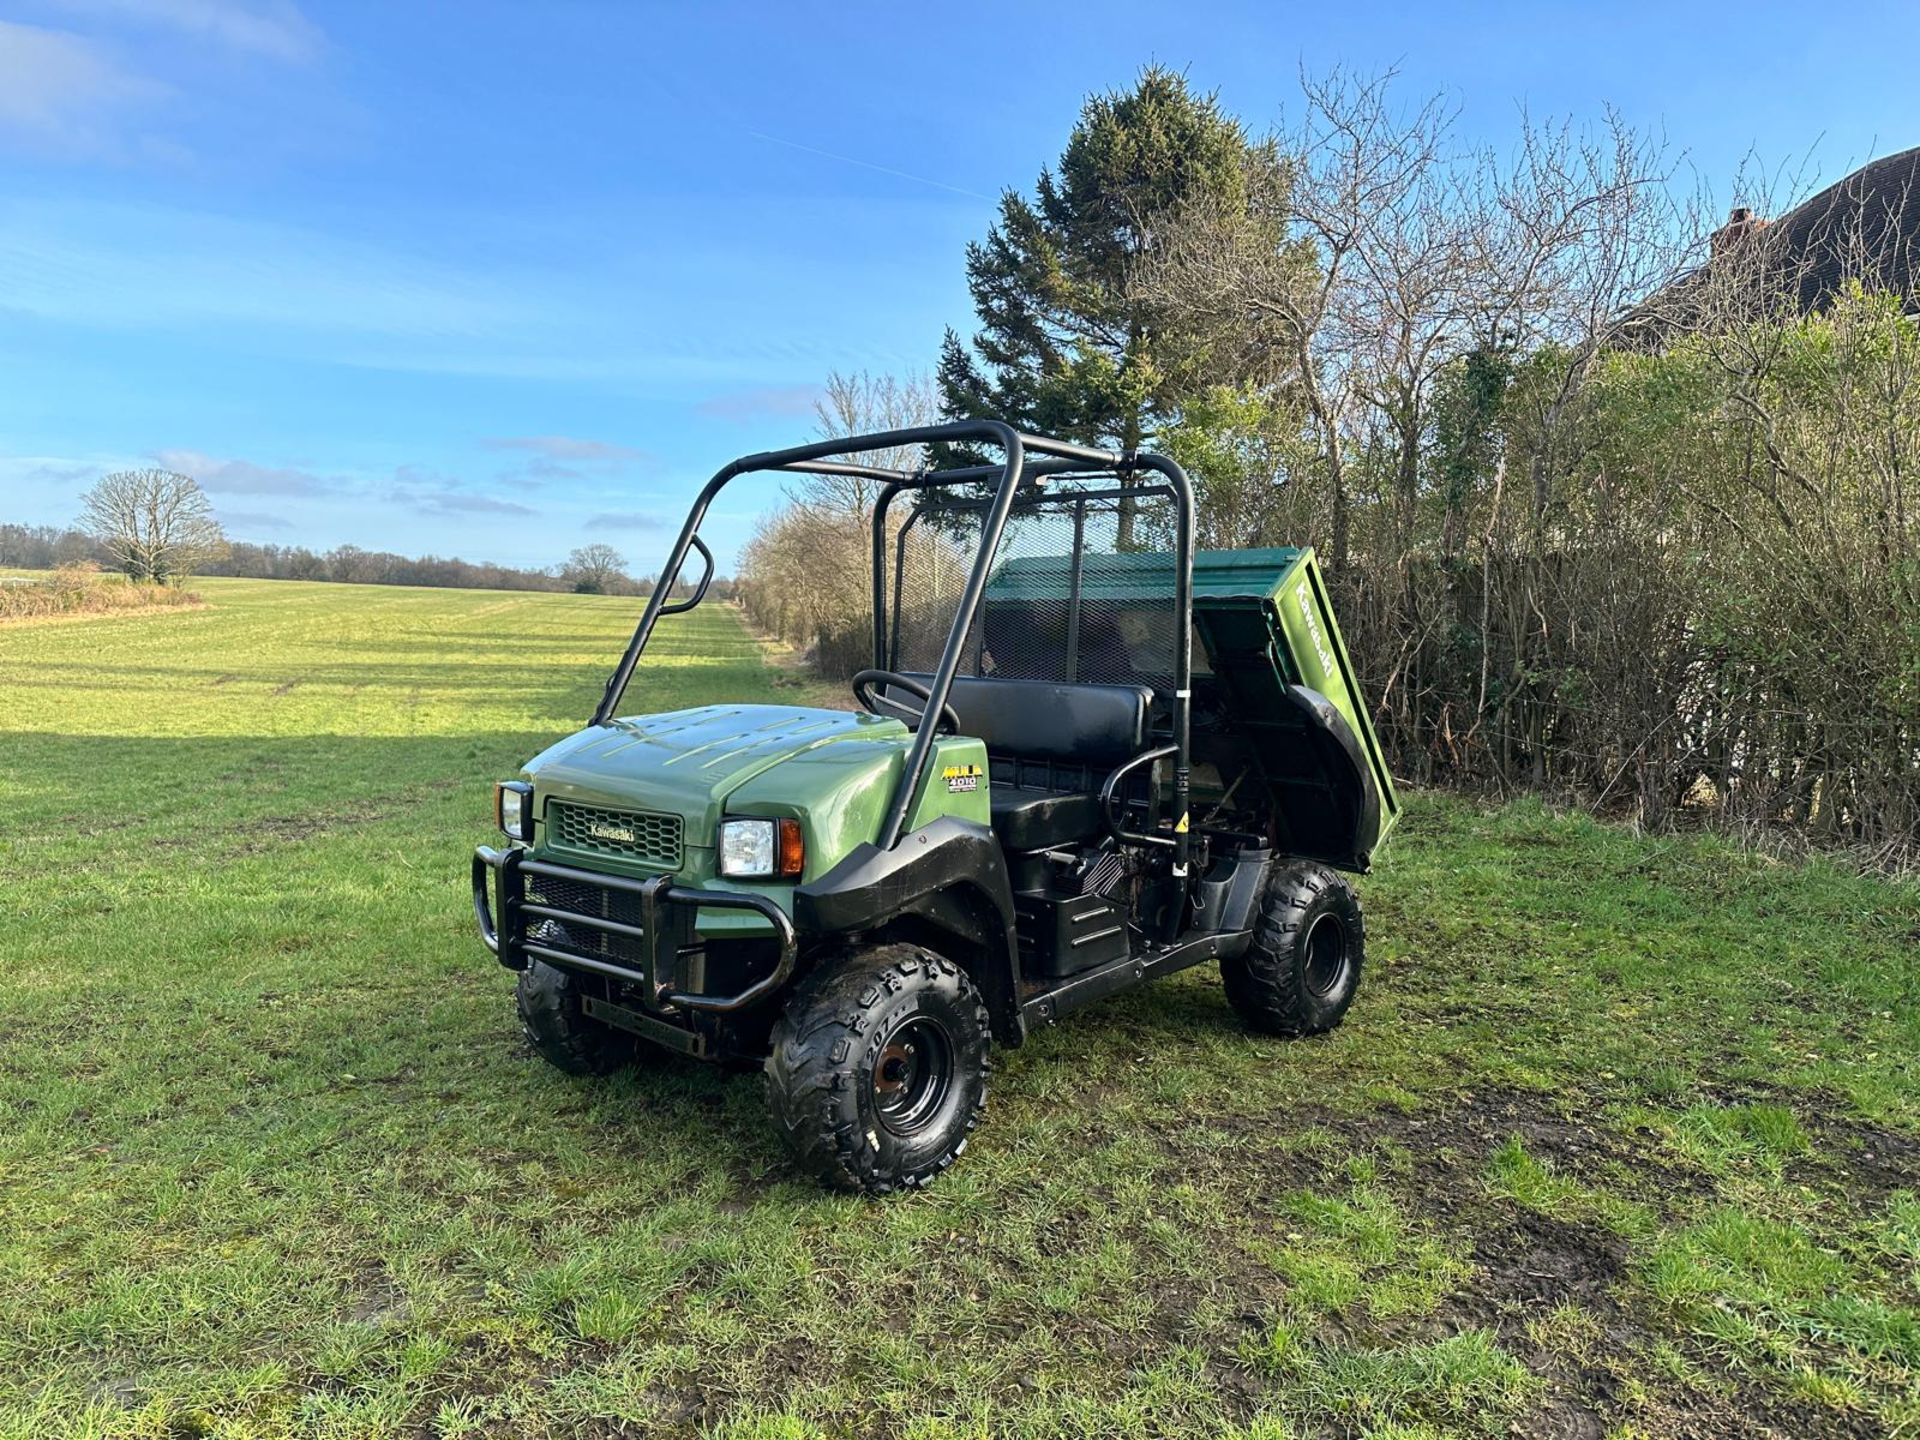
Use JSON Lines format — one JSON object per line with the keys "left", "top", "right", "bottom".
{"left": 1295, "top": 580, "right": 1335, "bottom": 677}
{"left": 587, "top": 820, "right": 638, "bottom": 844}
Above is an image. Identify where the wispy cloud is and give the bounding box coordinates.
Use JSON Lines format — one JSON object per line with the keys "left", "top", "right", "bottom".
{"left": 407, "top": 490, "right": 536, "bottom": 518}
{"left": 585, "top": 510, "right": 664, "bottom": 530}
{"left": 0, "top": 4, "right": 320, "bottom": 160}
{"left": 18, "top": 457, "right": 99, "bottom": 484}
{"left": 155, "top": 448, "right": 335, "bottom": 495}
{"left": 746, "top": 130, "right": 993, "bottom": 202}
{"left": 696, "top": 384, "right": 821, "bottom": 422}
{"left": 482, "top": 435, "right": 649, "bottom": 464}
{"left": 388, "top": 468, "right": 535, "bottom": 518}
{"left": 1, "top": 199, "right": 536, "bottom": 340}
{"left": 55, "top": 0, "right": 324, "bottom": 63}
{"left": 0, "top": 20, "right": 170, "bottom": 158}
{"left": 504, "top": 458, "right": 582, "bottom": 484}
{"left": 213, "top": 506, "right": 292, "bottom": 531}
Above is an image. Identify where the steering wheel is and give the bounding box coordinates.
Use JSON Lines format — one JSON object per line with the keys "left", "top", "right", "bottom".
{"left": 851, "top": 669, "right": 961, "bottom": 735}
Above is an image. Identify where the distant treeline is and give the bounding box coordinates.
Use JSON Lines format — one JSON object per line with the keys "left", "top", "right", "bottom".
{"left": 0, "top": 524, "right": 98, "bottom": 571}
{"left": 0, "top": 525, "right": 731, "bottom": 600}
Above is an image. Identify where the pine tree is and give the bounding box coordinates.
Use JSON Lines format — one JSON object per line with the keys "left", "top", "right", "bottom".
{"left": 938, "top": 67, "right": 1257, "bottom": 474}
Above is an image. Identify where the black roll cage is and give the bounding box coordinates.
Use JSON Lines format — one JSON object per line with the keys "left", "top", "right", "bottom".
{"left": 592, "top": 421, "right": 1197, "bottom": 878}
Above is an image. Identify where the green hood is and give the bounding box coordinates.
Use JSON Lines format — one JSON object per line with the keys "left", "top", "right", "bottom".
{"left": 522, "top": 703, "right": 992, "bottom": 892}
{"left": 524, "top": 704, "right": 912, "bottom": 875}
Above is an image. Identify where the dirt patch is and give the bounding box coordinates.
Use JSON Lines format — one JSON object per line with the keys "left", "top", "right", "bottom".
{"left": 1792, "top": 1094, "right": 1920, "bottom": 1206}
{"left": 1102, "top": 1080, "right": 1893, "bottom": 1438}
{"left": 347, "top": 1284, "right": 411, "bottom": 1328}
{"left": 1650, "top": 1074, "right": 1920, "bottom": 1206}
{"left": 1821, "top": 1122, "right": 1920, "bottom": 1204}
{"left": 1471, "top": 1205, "right": 1627, "bottom": 1314}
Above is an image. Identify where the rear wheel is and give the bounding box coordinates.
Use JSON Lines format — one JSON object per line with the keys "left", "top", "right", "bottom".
{"left": 765, "top": 944, "right": 991, "bottom": 1194}
{"left": 515, "top": 956, "right": 635, "bottom": 1076}
{"left": 1222, "top": 862, "right": 1365, "bottom": 1036}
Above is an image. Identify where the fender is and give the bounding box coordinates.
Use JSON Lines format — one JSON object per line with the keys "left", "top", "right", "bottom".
{"left": 794, "top": 815, "right": 1027, "bottom": 1045}
{"left": 1281, "top": 683, "right": 1383, "bottom": 872}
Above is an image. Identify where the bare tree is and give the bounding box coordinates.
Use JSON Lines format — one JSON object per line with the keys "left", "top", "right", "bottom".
{"left": 1139, "top": 69, "right": 1697, "bottom": 565}
{"left": 802, "top": 370, "right": 941, "bottom": 515}
{"left": 1136, "top": 69, "right": 1456, "bottom": 569}
{"left": 734, "top": 370, "right": 941, "bottom": 674}
{"left": 561, "top": 542, "right": 626, "bottom": 594}
{"left": 78, "top": 469, "right": 227, "bottom": 583}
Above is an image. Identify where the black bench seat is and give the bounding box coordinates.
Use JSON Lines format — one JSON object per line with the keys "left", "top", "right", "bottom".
{"left": 889, "top": 674, "right": 1155, "bottom": 851}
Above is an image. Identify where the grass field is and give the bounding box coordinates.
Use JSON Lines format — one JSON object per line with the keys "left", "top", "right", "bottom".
{"left": 3, "top": 577, "right": 1918, "bottom": 1440}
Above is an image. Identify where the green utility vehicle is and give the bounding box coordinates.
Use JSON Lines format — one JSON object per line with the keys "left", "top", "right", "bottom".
{"left": 474, "top": 422, "right": 1398, "bottom": 1193}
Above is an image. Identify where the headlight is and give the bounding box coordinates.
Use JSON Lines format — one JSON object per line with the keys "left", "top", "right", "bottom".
{"left": 495, "top": 781, "right": 534, "bottom": 842}
{"left": 718, "top": 817, "right": 804, "bottom": 879}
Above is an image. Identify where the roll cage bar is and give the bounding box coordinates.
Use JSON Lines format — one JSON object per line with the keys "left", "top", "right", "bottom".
{"left": 593, "top": 420, "right": 1197, "bottom": 876}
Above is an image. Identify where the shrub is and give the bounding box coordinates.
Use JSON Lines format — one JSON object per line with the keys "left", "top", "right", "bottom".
{"left": 0, "top": 563, "right": 203, "bottom": 620}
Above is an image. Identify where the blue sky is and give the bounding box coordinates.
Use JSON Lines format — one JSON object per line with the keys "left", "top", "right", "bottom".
{"left": 2, "top": 0, "right": 1915, "bottom": 574}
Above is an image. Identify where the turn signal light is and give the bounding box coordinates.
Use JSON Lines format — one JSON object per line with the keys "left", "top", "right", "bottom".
{"left": 776, "top": 817, "right": 805, "bottom": 879}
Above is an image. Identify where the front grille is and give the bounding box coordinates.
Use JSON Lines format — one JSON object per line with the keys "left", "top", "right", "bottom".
{"left": 525, "top": 871, "right": 647, "bottom": 973}
{"left": 546, "top": 800, "right": 682, "bottom": 869}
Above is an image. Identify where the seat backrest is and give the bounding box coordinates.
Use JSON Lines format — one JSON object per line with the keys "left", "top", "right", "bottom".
{"left": 891, "top": 673, "right": 1152, "bottom": 766}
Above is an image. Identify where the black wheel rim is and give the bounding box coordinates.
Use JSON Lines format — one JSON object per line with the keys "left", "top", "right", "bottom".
{"left": 1302, "top": 913, "right": 1349, "bottom": 997}
{"left": 870, "top": 1016, "right": 954, "bottom": 1137}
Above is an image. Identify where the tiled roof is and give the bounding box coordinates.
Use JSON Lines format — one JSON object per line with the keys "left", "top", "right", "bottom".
{"left": 1761, "top": 145, "right": 1920, "bottom": 310}
{"left": 1623, "top": 148, "right": 1920, "bottom": 341}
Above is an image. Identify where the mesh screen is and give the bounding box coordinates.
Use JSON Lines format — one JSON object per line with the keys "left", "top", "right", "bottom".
{"left": 887, "top": 484, "right": 1180, "bottom": 689}
{"left": 525, "top": 872, "right": 647, "bottom": 972}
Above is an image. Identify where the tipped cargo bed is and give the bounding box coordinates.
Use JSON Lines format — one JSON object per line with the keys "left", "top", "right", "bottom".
{"left": 984, "top": 545, "right": 1399, "bottom": 870}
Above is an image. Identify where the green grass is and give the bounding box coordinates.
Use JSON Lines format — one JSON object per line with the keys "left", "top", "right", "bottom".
{"left": 3, "top": 577, "right": 1918, "bottom": 1438}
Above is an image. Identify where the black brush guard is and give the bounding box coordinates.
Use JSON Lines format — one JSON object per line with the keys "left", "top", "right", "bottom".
{"left": 473, "top": 845, "right": 797, "bottom": 1014}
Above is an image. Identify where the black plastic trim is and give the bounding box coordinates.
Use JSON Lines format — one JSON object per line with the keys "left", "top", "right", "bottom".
{"left": 1021, "top": 929, "right": 1251, "bottom": 1028}
{"left": 1284, "top": 684, "right": 1383, "bottom": 872}
{"left": 794, "top": 815, "right": 1025, "bottom": 1042}
{"left": 583, "top": 994, "right": 708, "bottom": 1056}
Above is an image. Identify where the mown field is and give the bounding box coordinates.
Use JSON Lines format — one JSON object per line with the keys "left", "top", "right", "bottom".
{"left": 2, "top": 577, "right": 1918, "bottom": 1440}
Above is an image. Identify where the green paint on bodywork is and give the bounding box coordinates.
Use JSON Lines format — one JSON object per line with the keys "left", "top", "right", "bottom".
{"left": 521, "top": 702, "right": 988, "bottom": 933}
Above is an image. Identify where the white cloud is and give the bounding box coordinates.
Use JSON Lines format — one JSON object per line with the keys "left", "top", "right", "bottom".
{"left": 213, "top": 506, "right": 292, "bottom": 530}
{"left": 696, "top": 384, "right": 822, "bottom": 422}
{"left": 405, "top": 490, "right": 536, "bottom": 519}
{"left": 155, "top": 448, "right": 336, "bottom": 495}
{"left": 387, "top": 465, "right": 536, "bottom": 518}
{"left": 585, "top": 510, "right": 665, "bottom": 530}
{"left": 0, "top": 20, "right": 170, "bottom": 157}
{"left": 52, "top": 0, "right": 323, "bottom": 62}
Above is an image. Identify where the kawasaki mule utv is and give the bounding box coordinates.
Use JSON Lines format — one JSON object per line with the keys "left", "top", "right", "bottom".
{"left": 473, "top": 422, "right": 1398, "bottom": 1193}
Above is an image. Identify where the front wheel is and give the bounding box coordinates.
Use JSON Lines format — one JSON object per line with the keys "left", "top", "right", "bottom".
{"left": 515, "top": 957, "right": 636, "bottom": 1076}
{"left": 765, "top": 944, "right": 991, "bottom": 1194}
{"left": 1222, "top": 862, "right": 1365, "bottom": 1037}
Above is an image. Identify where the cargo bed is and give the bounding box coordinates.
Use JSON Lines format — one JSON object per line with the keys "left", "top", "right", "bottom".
{"left": 984, "top": 545, "right": 1399, "bottom": 870}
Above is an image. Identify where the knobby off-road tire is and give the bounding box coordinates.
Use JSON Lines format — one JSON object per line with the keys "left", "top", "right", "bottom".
{"left": 515, "top": 957, "right": 635, "bottom": 1076}
{"left": 765, "top": 944, "right": 991, "bottom": 1195}
{"left": 1222, "top": 861, "right": 1365, "bottom": 1037}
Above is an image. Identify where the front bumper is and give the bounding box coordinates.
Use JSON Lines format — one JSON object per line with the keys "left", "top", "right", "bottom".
{"left": 472, "top": 845, "right": 796, "bottom": 1014}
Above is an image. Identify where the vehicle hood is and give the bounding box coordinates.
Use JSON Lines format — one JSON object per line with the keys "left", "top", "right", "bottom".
{"left": 523, "top": 704, "right": 909, "bottom": 847}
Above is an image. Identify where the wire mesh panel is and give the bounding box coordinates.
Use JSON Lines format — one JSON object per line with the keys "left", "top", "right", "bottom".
{"left": 887, "top": 482, "right": 1180, "bottom": 690}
